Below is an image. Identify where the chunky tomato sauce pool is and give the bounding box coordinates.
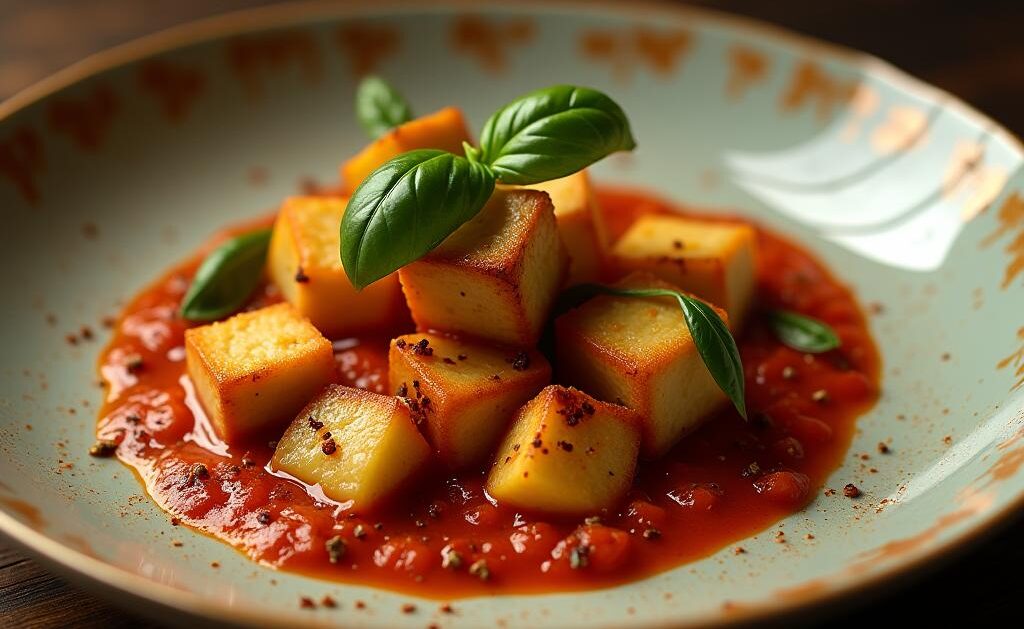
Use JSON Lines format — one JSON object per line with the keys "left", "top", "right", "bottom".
{"left": 95, "top": 187, "right": 880, "bottom": 597}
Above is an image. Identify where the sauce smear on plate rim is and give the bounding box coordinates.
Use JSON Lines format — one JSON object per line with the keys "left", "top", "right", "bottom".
{"left": 95, "top": 186, "right": 879, "bottom": 597}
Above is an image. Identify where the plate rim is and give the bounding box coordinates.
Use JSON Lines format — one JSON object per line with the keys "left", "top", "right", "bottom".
{"left": 1, "top": 0, "right": 1022, "bottom": 626}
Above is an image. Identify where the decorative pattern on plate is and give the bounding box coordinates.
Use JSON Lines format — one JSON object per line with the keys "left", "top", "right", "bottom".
{"left": 451, "top": 15, "right": 534, "bottom": 72}
{"left": 226, "top": 30, "right": 322, "bottom": 97}
{"left": 579, "top": 27, "right": 691, "bottom": 79}
{"left": 336, "top": 22, "right": 402, "bottom": 76}
{"left": 0, "top": 125, "right": 43, "bottom": 205}
{"left": 137, "top": 60, "right": 205, "bottom": 124}
{"left": 47, "top": 83, "right": 118, "bottom": 150}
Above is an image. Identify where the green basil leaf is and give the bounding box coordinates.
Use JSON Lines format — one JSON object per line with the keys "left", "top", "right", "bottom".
{"left": 566, "top": 285, "right": 747, "bottom": 419}
{"left": 478, "top": 85, "right": 636, "bottom": 184}
{"left": 768, "top": 309, "right": 841, "bottom": 353}
{"left": 180, "top": 228, "right": 272, "bottom": 322}
{"left": 341, "top": 149, "right": 495, "bottom": 289}
{"left": 355, "top": 75, "right": 413, "bottom": 139}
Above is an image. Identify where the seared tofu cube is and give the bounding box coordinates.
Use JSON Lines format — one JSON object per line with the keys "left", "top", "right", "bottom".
{"left": 486, "top": 385, "right": 640, "bottom": 516}
{"left": 388, "top": 333, "right": 551, "bottom": 469}
{"left": 267, "top": 196, "right": 405, "bottom": 338}
{"left": 185, "top": 303, "right": 337, "bottom": 443}
{"left": 398, "top": 189, "right": 567, "bottom": 347}
{"left": 611, "top": 215, "right": 756, "bottom": 328}
{"left": 555, "top": 272, "right": 729, "bottom": 458}
{"left": 341, "top": 107, "right": 472, "bottom": 192}
{"left": 271, "top": 385, "right": 431, "bottom": 510}
{"left": 526, "top": 170, "right": 607, "bottom": 284}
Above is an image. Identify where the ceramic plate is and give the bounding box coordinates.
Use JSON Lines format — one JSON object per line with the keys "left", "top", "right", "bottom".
{"left": 1, "top": 1, "right": 1023, "bottom": 627}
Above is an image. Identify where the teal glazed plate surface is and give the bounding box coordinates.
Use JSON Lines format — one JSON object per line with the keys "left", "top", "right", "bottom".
{"left": 1, "top": 1, "right": 1023, "bottom": 627}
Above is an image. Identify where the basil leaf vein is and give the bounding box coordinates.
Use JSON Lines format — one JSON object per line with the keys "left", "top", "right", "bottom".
{"left": 478, "top": 85, "right": 636, "bottom": 184}
{"left": 768, "top": 309, "right": 841, "bottom": 353}
{"left": 180, "top": 228, "right": 272, "bottom": 322}
{"left": 567, "top": 285, "right": 747, "bottom": 419}
{"left": 340, "top": 149, "right": 495, "bottom": 289}
{"left": 355, "top": 75, "right": 413, "bottom": 139}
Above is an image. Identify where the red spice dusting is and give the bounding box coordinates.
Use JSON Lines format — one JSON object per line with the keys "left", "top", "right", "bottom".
{"left": 440, "top": 603, "right": 454, "bottom": 614}
{"left": 300, "top": 597, "right": 316, "bottom": 609}
{"left": 320, "top": 595, "right": 337, "bottom": 608}
{"left": 401, "top": 603, "right": 417, "bottom": 614}
{"left": 877, "top": 442, "right": 890, "bottom": 454}
{"left": 507, "top": 351, "right": 531, "bottom": 371}
{"left": 355, "top": 600, "right": 366, "bottom": 610}
{"left": 412, "top": 338, "right": 433, "bottom": 356}
{"left": 843, "top": 483, "right": 862, "bottom": 498}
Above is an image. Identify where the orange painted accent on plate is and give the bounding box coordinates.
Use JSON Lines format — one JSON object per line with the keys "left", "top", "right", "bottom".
{"left": 996, "top": 327, "right": 1024, "bottom": 392}
{"left": 138, "top": 60, "right": 206, "bottom": 124}
{"left": 61, "top": 534, "right": 97, "bottom": 558}
{"left": 852, "top": 507, "right": 975, "bottom": 568}
{"left": 580, "top": 28, "right": 691, "bottom": 80}
{"left": 47, "top": 84, "right": 118, "bottom": 151}
{"left": 226, "top": 30, "right": 322, "bottom": 98}
{"left": 725, "top": 46, "right": 768, "bottom": 100}
{"left": 335, "top": 22, "right": 401, "bottom": 77}
{"left": 985, "top": 428, "right": 1024, "bottom": 484}
{"left": 0, "top": 125, "right": 44, "bottom": 206}
{"left": 870, "top": 106, "right": 928, "bottom": 155}
{"left": 451, "top": 15, "right": 534, "bottom": 72}
{"left": 982, "top": 193, "right": 1024, "bottom": 288}
{"left": 0, "top": 496, "right": 46, "bottom": 530}
{"left": 779, "top": 61, "right": 857, "bottom": 121}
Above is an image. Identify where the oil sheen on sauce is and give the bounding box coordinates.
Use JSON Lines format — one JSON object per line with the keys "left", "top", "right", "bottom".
{"left": 95, "top": 186, "right": 880, "bottom": 597}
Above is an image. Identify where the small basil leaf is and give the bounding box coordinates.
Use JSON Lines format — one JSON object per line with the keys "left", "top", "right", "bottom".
{"left": 180, "top": 228, "right": 272, "bottom": 322}
{"left": 567, "top": 285, "right": 747, "bottom": 419}
{"left": 768, "top": 310, "right": 841, "bottom": 353}
{"left": 478, "top": 85, "right": 636, "bottom": 184}
{"left": 355, "top": 75, "right": 413, "bottom": 139}
{"left": 341, "top": 149, "right": 495, "bottom": 289}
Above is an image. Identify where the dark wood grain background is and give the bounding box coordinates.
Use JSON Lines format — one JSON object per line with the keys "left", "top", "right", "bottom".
{"left": 2, "top": 1, "right": 1022, "bottom": 626}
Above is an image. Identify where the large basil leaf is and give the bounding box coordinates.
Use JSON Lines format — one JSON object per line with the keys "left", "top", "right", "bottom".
{"left": 478, "top": 85, "right": 636, "bottom": 185}
{"left": 564, "top": 284, "right": 747, "bottom": 419}
{"left": 180, "top": 228, "right": 272, "bottom": 322}
{"left": 340, "top": 149, "right": 495, "bottom": 289}
{"left": 768, "top": 309, "right": 841, "bottom": 353}
{"left": 355, "top": 75, "right": 413, "bottom": 139}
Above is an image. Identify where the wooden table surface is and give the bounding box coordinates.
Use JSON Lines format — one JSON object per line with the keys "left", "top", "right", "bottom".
{"left": 2, "top": 1, "right": 1022, "bottom": 626}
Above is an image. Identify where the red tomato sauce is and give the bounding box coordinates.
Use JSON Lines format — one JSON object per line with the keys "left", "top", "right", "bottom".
{"left": 95, "top": 186, "right": 879, "bottom": 598}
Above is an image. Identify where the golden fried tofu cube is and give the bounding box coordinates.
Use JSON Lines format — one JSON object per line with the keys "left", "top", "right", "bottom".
{"left": 611, "top": 215, "right": 756, "bottom": 329}
{"left": 267, "top": 196, "right": 405, "bottom": 338}
{"left": 526, "top": 170, "right": 607, "bottom": 284}
{"left": 398, "top": 189, "right": 567, "bottom": 347}
{"left": 388, "top": 333, "right": 551, "bottom": 469}
{"left": 486, "top": 386, "right": 640, "bottom": 516}
{"left": 185, "top": 303, "right": 337, "bottom": 443}
{"left": 341, "top": 107, "right": 472, "bottom": 192}
{"left": 555, "top": 272, "right": 729, "bottom": 458}
{"left": 271, "top": 385, "right": 430, "bottom": 510}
